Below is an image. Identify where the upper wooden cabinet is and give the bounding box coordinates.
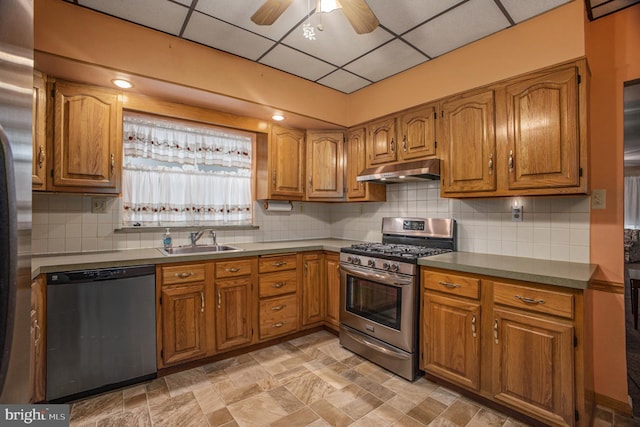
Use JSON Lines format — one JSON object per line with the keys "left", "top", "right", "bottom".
{"left": 306, "top": 130, "right": 345, "bottom": 200}
{"left": 366, "top": 116, "right": 398, "bottom": 167}
{"left": 32, "top": 71, "right": 47, "bottom": 191}
{"left": 440, "top": 89, "right": 497, "bottom": 194}
{"left": 49, "top": 79, "right": 123, "bottom": 194}
{"left": 399, "top": 104, "right": 437, "bottom": 160}
{"left": 256, "top": 125, "right": 305, "bottom": 200}
{"left": 345, "top": 127, "right": 386, "bottom": 202}
{"left": 440, "top": 59, "right": 587, "bottom": 198}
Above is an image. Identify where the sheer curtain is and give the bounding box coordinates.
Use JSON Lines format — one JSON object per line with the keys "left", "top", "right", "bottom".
{"left": 122, "top": 113, "right": 253, "bottom": 226}
{"left": 625, "top": 176, "right": 640, "bottom": 228}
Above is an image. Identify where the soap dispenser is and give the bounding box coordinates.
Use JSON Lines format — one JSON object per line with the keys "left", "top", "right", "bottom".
{"left": 163, "top": 228, "right": 172, "bottom": 250}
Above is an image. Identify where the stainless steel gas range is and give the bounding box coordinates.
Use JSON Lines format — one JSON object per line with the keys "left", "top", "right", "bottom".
{"left": 339, "top": 217, "right": 456, "bottom": 381}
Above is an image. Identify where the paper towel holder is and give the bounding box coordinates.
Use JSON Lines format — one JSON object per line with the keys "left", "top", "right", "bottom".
{"left": 263, "top": 200, "right": 293, "bottom": 212}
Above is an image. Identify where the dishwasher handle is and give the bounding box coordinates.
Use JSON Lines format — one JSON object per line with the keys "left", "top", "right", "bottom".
{"left": 47, "top": 265, "right": 156, "bottom": 285}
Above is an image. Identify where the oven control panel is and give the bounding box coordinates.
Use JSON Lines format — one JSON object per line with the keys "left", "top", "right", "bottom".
{"left": 340, "top": 253, "right": 416, "bottom": 276}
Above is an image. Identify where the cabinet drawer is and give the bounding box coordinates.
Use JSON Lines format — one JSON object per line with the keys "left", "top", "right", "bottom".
{"left": 161, "top": 264, "right": 207, "bottom": 285}
{"left": 493, "top": 282, "right": 574, "bottom": 319}
{"left": 259, "top": 294, "right": 298, "bottom": 338}
{"left": 259, "top": 254, "right": 297, "bottom": 273}
{"left": 215, "top": 259, "right": 253, "bottom": 278}
{"left": 423, "top": 271, "right": 480, "bottom": 300}
{"left": 259, "top": 270, "right": 297, "bottom": 298}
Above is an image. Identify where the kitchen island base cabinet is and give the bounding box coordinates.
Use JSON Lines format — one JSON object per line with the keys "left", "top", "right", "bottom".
{"left": 421, "top": 267, "right": 591, "bottom": 427}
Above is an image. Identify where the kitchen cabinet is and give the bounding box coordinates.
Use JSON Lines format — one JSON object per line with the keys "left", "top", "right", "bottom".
{"left": 366, "top": 116, "right": 398, "bottom": 167}
{"left": 49, "top": 79, "right": 123, "bottom": 194}
{"left": 345, "top": 127, "right": 386, "bottom": 202}
{"left": 324, "top": 252, "right": 340, "bottom": 330}
{"left": 422, "top": 271, "right": 481, "bottom": 391}
{"left": 421, "top": 267, "right": 589, "bottom": 427}
{"left": 157, "top": 263, "right": 213, "bottom": 367}
{"left": 30, "top": 275, "right": 46, "bottom": 403}
{"left": 398, "top": 104, "right": 437, "bottom": 160}
{"left": 306, "top": 130, "right": 345, "bottom": 200}
{"left": 32, "top": 71, "right": 47, "bottom": 190}
{"left": 301, "top": 252, "right": 325, "bottom": 326}
{"left": 440, "top": 89, "right": 497, "bottom": 194}
{"left": 256, "top": 125, "right": 305, "bottom": 200}
{"left": 214, "top": 258, "right": 256, "bottom": 351}
{"left": 440, "top": 59, "right": 587, "bottom": 198}
{"left": 258, "top": 253, "right": 299, "bottom": 340}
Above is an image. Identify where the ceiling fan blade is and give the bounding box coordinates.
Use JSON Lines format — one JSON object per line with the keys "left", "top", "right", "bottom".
{"left": 338, "top": 0, "right": 379, "bottom": 34}
{"left": 251, "top": 0, "right": 293, "bottom": 25}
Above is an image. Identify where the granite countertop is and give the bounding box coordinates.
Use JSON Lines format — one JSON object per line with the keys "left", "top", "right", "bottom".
{"left": 31, "top": 238, "right": 363, "bottom": 278}
{"left": 418, "top": 251, "right": 598, "bottom": 290}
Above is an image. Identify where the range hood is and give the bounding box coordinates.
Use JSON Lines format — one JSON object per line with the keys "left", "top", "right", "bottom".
{"left": 356, "top": 159, "right": 440, "bottom": 183}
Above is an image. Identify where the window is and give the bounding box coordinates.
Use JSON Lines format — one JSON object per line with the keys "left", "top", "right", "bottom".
{"left": 121, "top": 112, "right": 253, "bottom": 226}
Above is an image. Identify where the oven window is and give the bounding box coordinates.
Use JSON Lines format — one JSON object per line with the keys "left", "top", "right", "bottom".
{"left": 345, "top": 276, "right": 402, "bottom": 330}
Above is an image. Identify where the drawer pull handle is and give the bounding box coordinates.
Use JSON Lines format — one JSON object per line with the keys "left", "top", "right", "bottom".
{"left": 508, "top": 150, "right": 514, "bottom": 172}
{"left": 38, "top": 145, "right": 45, "bottom": 168}
{"left": 200, "top": 291, "right": 205, "bottom": 313}
{"left": 494, "top": 319, "right": 499, "bottom": 344}
{"left": 227, "top": 267, "right": 241, "bottom": 273}
{"left": 272, "top": 322, "right": 286, "bottom": 328}
{"left": 488, "top": 153, "right": 493, "bottom": 176}
{"left": 175, "top": 272, "right": 194, "bottom": 278}
{"left": 217, "top": 290, "right": 221, "bottom": 309}
{"left": 514, "top": 295, "right": 545, "bottom": 305}
{"left": 438, "top": 281, "right": 461, "bottom": 289}
{"left": 471, "top": 314, "right": 477, "bottom": 338}
{"left": 271, "top": 304, "right": 286, "bottom": 311}
{"left": 272, "top": 282, "right": 285, "bottom": 289}
{"left": 273, "top": 261, "right": 288, "bottom": 267}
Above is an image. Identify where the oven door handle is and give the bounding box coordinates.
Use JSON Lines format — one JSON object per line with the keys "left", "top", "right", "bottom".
{"left": 339, "top": 264, "right": 413, "bottom": 287}
{"left": 340, "top": 327, "right": 411, "bottom": 360}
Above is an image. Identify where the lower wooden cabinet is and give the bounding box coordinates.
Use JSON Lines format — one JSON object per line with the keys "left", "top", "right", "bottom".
{"left": 30, "top": 275, "right": 46, "bottom": 403}
{"left": 258, "top": 253, "right": 299, "bottom": 340}
{"left": 325, "top": 252, "right": 340, "bottom": 330}
{"left": 157, "top": 262, "right": 214, "bottom": 367}
{"left": 302, "top": 252, "right": 325, "bottom": 326}
{"left": 421, "top": 267, "right": 590, "bottom": 427}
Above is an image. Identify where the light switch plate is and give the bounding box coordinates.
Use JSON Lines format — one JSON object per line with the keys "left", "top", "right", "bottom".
{"left": 592, "top": 189, "right": 606, "bottom": 209}
{"left": 511, "top": 206, "right": 523, "bottom": 222}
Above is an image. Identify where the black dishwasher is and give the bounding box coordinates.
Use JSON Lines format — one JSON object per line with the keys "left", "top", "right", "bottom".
{"left": 46, "top": 265, "right": 157, "bottom": 402}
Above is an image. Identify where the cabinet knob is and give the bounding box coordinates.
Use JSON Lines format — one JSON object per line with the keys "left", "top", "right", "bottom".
{"left": 272, "top": 322, "right": 286, "bottom": 328}
{"left": 272, "top": 282, "right": 285, "bottom": 288}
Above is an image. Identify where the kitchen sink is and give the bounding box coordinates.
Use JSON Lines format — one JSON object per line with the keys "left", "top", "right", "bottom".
{"left": 158, "top": 244, "right": 244, "bottom": 256}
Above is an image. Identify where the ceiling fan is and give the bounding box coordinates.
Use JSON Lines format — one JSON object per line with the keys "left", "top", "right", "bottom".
{"left": 251, "top": 0, "right": 380, "bottom": 34}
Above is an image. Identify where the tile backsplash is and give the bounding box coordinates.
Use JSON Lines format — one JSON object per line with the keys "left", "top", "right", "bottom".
{"left": 32, "top": 181, "right": 591, "bottom": 263}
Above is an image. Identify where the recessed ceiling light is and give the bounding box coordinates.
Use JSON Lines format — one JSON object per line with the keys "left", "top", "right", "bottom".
{"left": 112, "top": 79, "right": 133, "bottom": 89}
{"left": 272, "top": 114, "right": 285, "bottom": 121}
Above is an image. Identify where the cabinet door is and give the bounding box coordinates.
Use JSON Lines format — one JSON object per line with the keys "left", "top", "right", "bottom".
{"left": 505, "top": 67, "right": 581, "bottom": 190}
{"left": 30, "top": 276, "right": 46, "bottom": 403}
{"left": 302, "top": 253, "right": 325, "bottom": 326}
{"left": 51, "top": 80, "right": 122, "bottom": 193}
{"left": 325, "top": 253, "right": 340, "bottom": 329}
{"left": 346, "top": 128, "right": 386, "bottom": 202}
{"left": 270, "top": 125, "right": 305, "bottom": 199}
{"left": 399, "top": 105, "right": 436, "bottom": 160}
{"left": 422, "top": 293, "right": 481, "bottom": 391}
{"left": 492, "top": 308, "right": 574, "bottom": 426}
{"left": 215, "top": 277, "right": 253, "bottom": 350}
{"left": 366, "top": 117, "right": 398, "bottom": 167}
{"left": 32, "top": 72, "right": 47, "bottom": 190}
{"left": 161, "top": 284, "right": 207, "bottom": 366}
{"left": 306, "top": 131, "right": 344, "bottom": 199}
{"left": 440, "top": 90, "right": 496, "bottom": 194}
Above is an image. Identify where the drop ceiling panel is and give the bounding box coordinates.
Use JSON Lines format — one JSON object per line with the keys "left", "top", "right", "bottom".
{"left": 317, "top": 69, "right": 371, "bottom": 93}
{"left": 366, "top": 0, "right": 464, "bottom": 35}
{"left": 588, "top": 0, "right": 640, "bottom": 19}
{"left": 77, "top": 0, "right": 189, "bottom": 36}
{"left": 403, "top": 0, "right": 511, "bottom": 58}
{"left": 344, "top": 39, "right": 428, "bottom": 82}
{"left": 281, "top": 10, "right": 394, "bottom": 66}
{"left": 183, "top": 11, "right": 275, "bottom": 61}
{"left": 259, "top": 44, "right": 337, "bottom": 81}
{"left": 194, "top": 0, "right": 310, "bottom": 41}
{"left": 500, "top": 0, "right": 571, "bottom": 23}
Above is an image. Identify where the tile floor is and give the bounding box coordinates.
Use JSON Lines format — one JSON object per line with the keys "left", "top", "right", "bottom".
{"left": 67, "top": 331, "right": 637, "bottom": 427}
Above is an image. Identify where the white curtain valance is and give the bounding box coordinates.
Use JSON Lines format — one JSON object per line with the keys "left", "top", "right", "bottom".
{"left": 123, "top": 114, "right": 252, "bottom": 168}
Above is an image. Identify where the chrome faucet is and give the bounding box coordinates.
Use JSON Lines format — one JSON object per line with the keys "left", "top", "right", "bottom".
{"left": 209, "top": 230, "right": 217, "bottom": 246}
{"left": 189, "top": 229, "right": 216, "bottom": 246}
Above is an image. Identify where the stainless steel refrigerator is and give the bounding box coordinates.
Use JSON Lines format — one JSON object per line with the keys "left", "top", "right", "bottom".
{"left": 0, "top": 0, "right": 33, "bottom": 403}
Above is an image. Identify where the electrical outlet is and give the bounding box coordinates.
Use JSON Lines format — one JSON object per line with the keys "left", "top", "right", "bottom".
{"left": 91, "top": 197, "right": 108, "bottom": 214}
{"left": 511, "top": 206, "right": 523, "bottom": 222}
{"left": 592, "top": 189, "right": 606, "bottom": 210}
